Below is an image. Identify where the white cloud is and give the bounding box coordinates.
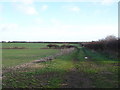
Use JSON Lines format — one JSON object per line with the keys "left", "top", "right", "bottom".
{"left": 50, "top": 18, "right": 62, "bottom": 26}
{"left": 50, "top": 24, "right": 118, "bottom": 41}
{"left": 17, "top": 4, "right": 38, "bottom": 15}
{"left": 101, "top": 0, "right": 118, "bottom": 5}
{"left": 41, "top": 5, "right": 48, "bottom": 11}
{"left": 7, "top": 0, "right": 34, "bottom": 4}
{"left": 34, "top": 18, "right": 44, "bottom": 24}
{"left": 13, "top": 0, "right": 38, "bottom": 15}
{"left": 0, "top": 23, "right": 19, "bottom": 32}
{"left": 0, "top": 0, "right": 118, "bottom": 41}
{"left": 62, "top": 5, "right": 80, "bottom": 13}
{"left": 70, "top": 6, "right": 80, "bottom": 12}
{"left": 0, "top": 23, "right": 117, "bottom": 41}
{"left": 24, "top": 6, "right": 38, "bottom": 15}
{"left": 20, "top": 0, "right": 34, "bottom": 5}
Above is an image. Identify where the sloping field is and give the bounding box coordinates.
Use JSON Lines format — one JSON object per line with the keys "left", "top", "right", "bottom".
{"left": 2, "top": 49, "right": 60, "bottom": 68}
{"left": 2, "top": 43, "right": 60, "bottom": 68}
{"left": 2, "top": 43, "right": 119, "bottom": 88}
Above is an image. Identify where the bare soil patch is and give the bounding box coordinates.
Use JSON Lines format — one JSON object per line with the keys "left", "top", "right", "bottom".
{"left": 40, "top": 48, "right": 60, "bottom": 49}
{"left": 61, "top": 71, "right": 94, "bottom": 88}
{"left": 60, "top": 55, "right": 94, "bottom": 88}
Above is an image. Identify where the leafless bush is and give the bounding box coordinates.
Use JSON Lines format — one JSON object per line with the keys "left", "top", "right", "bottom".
{"left": 82, "top": 35, "right": 119, "bottom": 58}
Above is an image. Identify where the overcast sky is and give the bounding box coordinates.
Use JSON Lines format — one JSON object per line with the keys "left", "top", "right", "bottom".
{"left": 0, "top": 0, "right": 118, "bottom": 42}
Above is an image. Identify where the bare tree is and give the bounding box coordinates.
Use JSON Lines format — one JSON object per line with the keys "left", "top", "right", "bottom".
{"left": 105, "top": 35, "right": 117, "bottom": 41}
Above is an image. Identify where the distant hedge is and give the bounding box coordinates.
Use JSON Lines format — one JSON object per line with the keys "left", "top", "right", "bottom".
{"left": 81, "top": 35, "right": 119, "bottom": 58}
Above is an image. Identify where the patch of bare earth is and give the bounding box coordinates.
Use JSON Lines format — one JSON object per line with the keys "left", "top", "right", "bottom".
{"left": 60, "top": 57, "right": 94, "bottom": 88}
{"left": 61, "top": 71, "right": 94, "bottom": 88}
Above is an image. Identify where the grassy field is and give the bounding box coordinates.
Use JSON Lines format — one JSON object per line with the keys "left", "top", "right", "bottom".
{"left": 2, "top": 43, "right": 48, "bottom": 49}
{"left": 2, "top": 49, "right": 59, "bottom": 68}
{"left": 2, "top": 43, "right": 60, "bottom": 68}
{"left": 2, "top": 43, "right": 78, "bottom": 49}
{"left": 2, "top": 43, "right": 119, "bottom": 88}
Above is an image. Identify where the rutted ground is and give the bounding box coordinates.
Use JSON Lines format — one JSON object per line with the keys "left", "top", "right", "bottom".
{"left": 61, "top": 48, "right": 94, "bottom": 88}
{"left": 2, "top": 47, "right": 119, "bottom": 88}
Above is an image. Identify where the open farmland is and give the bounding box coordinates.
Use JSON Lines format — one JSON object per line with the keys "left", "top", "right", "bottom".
{"left": 2, "top": 43, "right": 119, "bottom": 88}
{"left": 2, "top": 43, "right": 60, "bottom": 68}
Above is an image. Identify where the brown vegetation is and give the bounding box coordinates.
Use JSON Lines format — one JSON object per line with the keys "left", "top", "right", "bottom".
{"left": 81, "top": 35, "right": 119, "bottom": 58}
{"left": 47, "top": 44, "right": 76, "bottom": 49}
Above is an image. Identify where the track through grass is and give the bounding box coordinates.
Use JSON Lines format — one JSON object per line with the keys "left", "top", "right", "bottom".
{"left": 2, "top": 43, "right": 119, "bottom": 88}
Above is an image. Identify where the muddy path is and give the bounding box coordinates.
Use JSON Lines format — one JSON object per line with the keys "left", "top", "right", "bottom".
{"left": 61, "top": 48, "right": 94, "bottom": 88}
{"left": 61, "top": 71, "right": 94, "bottom": 88}
{"left": 2, "top": 47, "right": 118, "bottom": 88}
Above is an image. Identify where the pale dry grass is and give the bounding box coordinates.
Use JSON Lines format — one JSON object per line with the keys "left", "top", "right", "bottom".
{"left": 28, "top": 63, "right": 46, "bottom": 69}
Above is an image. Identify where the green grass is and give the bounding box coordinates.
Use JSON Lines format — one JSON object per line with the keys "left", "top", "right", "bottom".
{"left": 83, "top": 47, "right": 119, "bottom": 61}
{"left": 77, "top": 48, "right": 86, "bottom": 61}
{"left": 2, "top": 50, "right": 77, "bottom": 88}
{"left": 2, "top": 43, "right": 79, "bottom": 49}
{"left": 2, "top": 42, "right": 65, "bottom": 68}
{"left": 2, "top": 48, "right": 59, "bottom": 68}
{"left": 19, "top": 51, "right": 76, "bottom": 75}
{"left": 76, "top": 47, "right": 119, "bottom": 74}
{"left": 2, "top": 43, "right": 48, "bottom": 49}
{"left": 44, "top": 77, "right": 63, "bottom": 88}
{"left": 2, "top": 43, "right": 119, "bottom": 88}
{"left": 91, "top": 72, "right": 118, "bottom": 88}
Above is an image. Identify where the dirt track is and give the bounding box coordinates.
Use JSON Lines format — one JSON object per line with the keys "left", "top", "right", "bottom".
{"left": 2, "top": 48, "right": 75, "bottom": 74}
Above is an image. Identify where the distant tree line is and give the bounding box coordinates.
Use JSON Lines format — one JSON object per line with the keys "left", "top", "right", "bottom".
{"left": 0, "top": 41, "right": 80, "bottom": 44}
